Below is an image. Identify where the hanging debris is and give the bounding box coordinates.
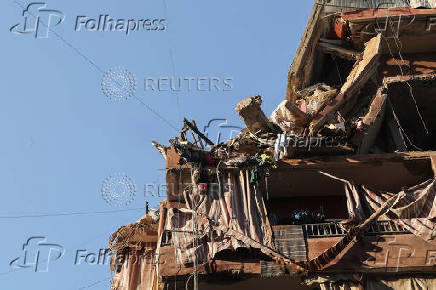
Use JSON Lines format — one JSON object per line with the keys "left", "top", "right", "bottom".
{"left": 270, "top": 99, "right": 311, "bottom": 134}
{"left": 235, "top": 95, "right": 278, "bottom": 136}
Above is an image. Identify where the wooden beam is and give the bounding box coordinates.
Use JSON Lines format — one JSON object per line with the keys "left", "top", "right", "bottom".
{"left": 183, "top": 118, "right": 214, "bottom": 146}
{"left": 318, "top": 42, "right": 360, "bottom": 61}
{"left": 287, "top": 3, "right": 323, "bottom": 102}
{"left": 309, "top": 34, "right": 382, "bottom": 136}
{"left": 279, "top": 150, "right": 435, "bottom": 168}
{"left": 356, "top": 89, "right": 387, "bottom": 154}
{"left": 342, "top": 8, "right": 436, "bottom": 22}
{"left": 191, "top": 120, "right": 204, "bottom": 149}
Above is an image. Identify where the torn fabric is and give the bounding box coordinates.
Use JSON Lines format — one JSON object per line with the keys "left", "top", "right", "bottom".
{"left": 165, "top": 170, "right": 273, "bottom": 265}
{"left": 111, "top": 248, "right": 157, "bottom": 290}
{"left": 344, "top": 179, "right": 436, "bottom": 241}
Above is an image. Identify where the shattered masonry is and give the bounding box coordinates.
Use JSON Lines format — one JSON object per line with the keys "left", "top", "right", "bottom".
{"left": 109, "top": 1, "right": 436, "bottom": 289}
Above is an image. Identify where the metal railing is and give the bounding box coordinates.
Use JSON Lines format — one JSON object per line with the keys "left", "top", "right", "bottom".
{"left": 366, "top": 220, "right": 409, "bottom": 235}
{"left": 303, "top": 220, "right": 410, "bottom": 238}
{"left": 303, "top": 223, "right": 345, "bottom": 238}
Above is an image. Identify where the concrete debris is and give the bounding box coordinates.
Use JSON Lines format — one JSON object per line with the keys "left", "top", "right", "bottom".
{"left": 304, "top": 87, "right": 337, "bottom": 116}
{"left": 270, "top": 100, "right": 310, "bottom": 133}
{"left": 235, "top": 95, "right": 278, "bottom": 136}
{"left": 318, "top": 41, "right": 360, "bottom": 60}
{"left": 296, "top": 82, "right": 335, "bottom": 99}
{"left": 309, "top": 34, "right": 382, "bottom": 136}
{"left": 353, "top": 88, "right": 387, "bottom": 154}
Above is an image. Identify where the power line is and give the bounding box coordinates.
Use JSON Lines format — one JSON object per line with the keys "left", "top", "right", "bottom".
{"left": 13, "top": 0, "right": 180, "bottom": 134}
{"left": 0, "top": 207, "right": 145, "bottom": 220}
{"left": 0, "top": 213, "right": 139, "bottom": 279}
{"left": 12, "top": 0, "right": 104, "bottom": 74}
{"left": 133, "top": 95, "right": 180, "bottom": 132}
{"left": 161, "top": 0, "right": 184, "bottom": 123}
{"left": 78, "top": 276, "right": 112, "bottom": 290}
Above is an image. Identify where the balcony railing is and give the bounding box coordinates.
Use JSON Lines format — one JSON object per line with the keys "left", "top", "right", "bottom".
{"left": 303, "top": 220, "right": 410, "bottom": 238}
{"left": 365, "top": 220, "right": 409, "bottom": 235}
{"left": 303, "top": 223, "right": 345, "bottom": 238}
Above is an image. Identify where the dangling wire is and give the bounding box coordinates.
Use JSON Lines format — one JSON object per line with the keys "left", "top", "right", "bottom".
{"left": 185, "top": 274, "right": 193, "bottom": 290}
{"left": 382, "top": 14, "right": 429, "bottom": 136}
{"left": 333, "top": 56, "right": 343, "bottom": 85}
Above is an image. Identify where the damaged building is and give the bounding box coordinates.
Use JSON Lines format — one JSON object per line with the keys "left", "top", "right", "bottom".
{"left": 109, "top": 1, "right": 436, "bottom": 289}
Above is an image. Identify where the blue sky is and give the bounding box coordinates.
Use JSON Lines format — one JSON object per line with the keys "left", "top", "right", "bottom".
{"left": 0, "top": 0, "right": 313, "bottom": 289}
